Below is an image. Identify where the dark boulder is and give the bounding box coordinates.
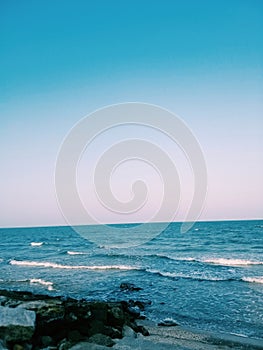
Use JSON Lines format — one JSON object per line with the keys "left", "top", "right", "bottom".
{"left": 120, "top": 283, "right": 142, "bottom": 292}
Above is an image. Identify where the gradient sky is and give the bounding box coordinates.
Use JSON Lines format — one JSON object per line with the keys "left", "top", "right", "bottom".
{"left": 1, "top": 0, "right": 263, "bottom": 227}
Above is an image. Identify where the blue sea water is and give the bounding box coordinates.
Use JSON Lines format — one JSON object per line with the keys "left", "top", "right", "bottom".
{"left": 0, "top": 220, "right": 262, "bottom": 339}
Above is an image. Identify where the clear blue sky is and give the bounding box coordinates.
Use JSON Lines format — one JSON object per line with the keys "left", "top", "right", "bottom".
{"left": 1, "top": 0, "right": 262, "bottom": 227}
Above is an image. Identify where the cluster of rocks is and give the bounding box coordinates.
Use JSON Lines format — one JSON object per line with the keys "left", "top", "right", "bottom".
{"left": 0, "top": 288, "right": 149, "bottom": 350}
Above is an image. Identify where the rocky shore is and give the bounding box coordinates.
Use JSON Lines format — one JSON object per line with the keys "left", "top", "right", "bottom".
{"left": 0, "top": 288, "right": 149, "bottom": 350}
{"left": 1, "top": 288, "right": 263, "bottom": 350}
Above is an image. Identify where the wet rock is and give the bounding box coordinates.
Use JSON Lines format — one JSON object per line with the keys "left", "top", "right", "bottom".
{"left": 0, "top": 290, "right": 150, "bottom": 349}
{"left": 0, "top": 306, "right": 36, "bottom": 342}
{"left": 120, "top": 283, "right": 142, "bottom": 292}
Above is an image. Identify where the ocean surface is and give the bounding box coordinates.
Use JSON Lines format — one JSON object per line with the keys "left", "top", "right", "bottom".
{"left": 0, "top": 220, "right": 262, "bottom": 340}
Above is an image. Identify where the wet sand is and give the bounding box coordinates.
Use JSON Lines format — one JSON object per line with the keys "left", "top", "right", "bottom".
{"left": 112, "top": 320, "right": 263, "bottom": 350}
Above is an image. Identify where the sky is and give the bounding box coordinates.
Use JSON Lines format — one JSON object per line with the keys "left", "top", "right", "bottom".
{"left": 0, "top": 0, "right": 263, "bottom": 227}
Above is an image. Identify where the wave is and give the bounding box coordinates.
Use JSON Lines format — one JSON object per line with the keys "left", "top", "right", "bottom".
{"left": 0, "top": 277, "right": 54, "bottom": 291}
{"left": 146, "top": 269, "right": 236, "bottom": 282}
{"left": 241, "top": 277, "right": 263, "bottom": 284}
{"left": 97, "top": 252, "right": 263, "bottom": 268}
{"left": 30, "top": 242, "right": 43, "bottom": 247}
{"left": 146, "top": 269, "right": 263, "bottom": 284}
{"left": 67, "top": 251, "right": 86, "bottom": 255}
{"left": 154, "top": 255, "right": 263, "bottom": 267}
{"left": 9, "top": 259, "right": 139, "bottom": 271}
{"left": 29, "top": 278, "right": 54, "bottom": 290}
{"left": 202, "top": 258, "right": 263, "bottom": 267}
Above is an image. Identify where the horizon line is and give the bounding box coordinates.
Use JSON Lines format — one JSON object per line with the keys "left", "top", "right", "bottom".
{"left": 1, "top": 217, "right": 262, "bottom": 230}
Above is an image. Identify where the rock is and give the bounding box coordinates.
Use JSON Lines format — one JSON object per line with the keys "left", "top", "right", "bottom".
{"left": 102, "top": 326, "right": 122, "bottom": 339}
{"left": 0, "top": 290, "right": 148, "bottom": 349}
{"left": 69, "top": 343, "right": 108, "bottom": 350}
{"left": 0, "top": 296, "right": 7, "bottom": 306}
{"left": 17, "top": 301, "right": 50, "bottom": 311}
{"left": 120, "top": 283, "right": 142, "bottom": 292}
{"left": 107, "top": 306, "right": 125, "bottom": 327}
{"left": 136, "top": 325, "right": 149, "bottom": 336}
{"left": 128, "top": 300, "right": 147, "bottom": 310}
{"left": 67, "top": 330, "right": 82, "bottom": 342}
{"left": 158, "top": 318, "right": 178, "bottom": 327}
{"left": 89, "top": 333, "right": 115, "bottom": 347}
{"left": 58, "top": 338, "right": 72, "bottom": 350}
{"left": 41, "top": 335, "right": 53, "bottom": 347}
{"left": 90, "top": 303, "right": 108, "bottom": 323}
{"left": 127, "top": 306, "right": 140, "bottom": 319}
{"left": 122, "top": 325, "right": 137, "bottom": 338}
{"left": 13, "top": 345, "right": 24, "bottom": 350}
{"left": 0, "top": 340, "right": 7, "bottom": 350}
{"left": 88, "top": 320, "right": 106, "bottom": 336}
{"left": 0, "top": 306, "right": 36, "bottom": 342}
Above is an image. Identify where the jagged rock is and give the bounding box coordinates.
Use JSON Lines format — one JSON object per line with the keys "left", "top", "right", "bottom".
{"left": 0, "top": 306, "right": 36, "bottom": 342}
{"left": 88, "top": 333, "right": 115, "bottom": 347}
{"left": 120, "top": 283, "right": 142, "bottom": 292}
{"left": 0, "top": 290, "right": 150, "bottom": 349}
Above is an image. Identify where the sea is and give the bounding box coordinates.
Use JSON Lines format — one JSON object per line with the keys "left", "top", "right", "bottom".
{"left": 0, "top": 220, "right": 262, "bottom": 340}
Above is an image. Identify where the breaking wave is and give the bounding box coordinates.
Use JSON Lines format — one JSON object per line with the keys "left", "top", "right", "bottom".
{"left": 9, "top": 259, "right": 139, "bottom": 271}
{"left": 30, "top": 242, "right": 43, "bottom": 247}
{"left": 241, "top": 277, "right": 263, "bottom": 284}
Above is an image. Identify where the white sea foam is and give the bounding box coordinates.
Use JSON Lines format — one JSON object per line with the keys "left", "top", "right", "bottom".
{"left": 30, "top": 278, "right": 54, "bottom": 290}
{"left": 242, "top": 277, "right": 263, "bottom": 284}
{"left": 30, "top": 242, "right": 43, "bottom": 247}
{"left": 146, "top": 269, "right": 230, "bottom": 282}
{"left": 67, "top": 251, "right": 86, "bottom": 255}
{"left": 203, "top": 258, "right": 263, "bottom": 267}
{"left": 10, "top": 259, "right": 138, "bottom": 271}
